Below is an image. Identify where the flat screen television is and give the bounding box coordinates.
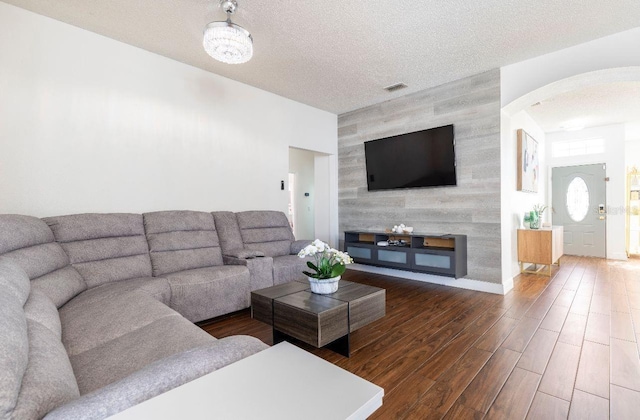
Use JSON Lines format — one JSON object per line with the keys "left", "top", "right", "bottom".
{"left": 364, "top": 124, "right": 456, "bottom": 191}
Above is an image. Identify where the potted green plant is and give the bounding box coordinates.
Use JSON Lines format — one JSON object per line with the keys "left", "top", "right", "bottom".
{"left": 298, "top": 239, "right": 354, "bottom": 294}
{"left": 530, "top": 204, "right": 548, "bottom": 229}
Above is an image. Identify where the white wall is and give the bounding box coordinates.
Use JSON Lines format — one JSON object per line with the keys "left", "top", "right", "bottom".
{"left": 501, "top": 110, "right": 547, "bottom": 281}
{"left": 314, "top": 154, "right": 339, "bottom": 247}
{"left": 288, "top": 148, "right": 315, "bottom": 240}
{"left": 0, "top": 3, "right": 338, "bottom": 232}
{"left": 501, "top": 27, "right": 640, "bottom": 108}
{"left": 627, "top": 138, "right": 640, "bottom": 170}
{"left": 546, "top": 124, "right": 627, "bottom": 260}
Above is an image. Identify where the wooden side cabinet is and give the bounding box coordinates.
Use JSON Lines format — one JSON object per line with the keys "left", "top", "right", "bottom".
{"left": 517, "top": 226, "right": 564, "bottom": 276}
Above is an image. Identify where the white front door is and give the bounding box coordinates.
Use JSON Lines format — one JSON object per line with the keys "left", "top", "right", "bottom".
{"left": 552, "top": 164, "right": 607, "bottom": 258}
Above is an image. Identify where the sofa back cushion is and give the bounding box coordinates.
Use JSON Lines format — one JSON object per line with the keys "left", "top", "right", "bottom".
{"left": 0, "top": 215, "right": 86, "bottom": 308}
{"left": 0, "top": 257, "right": 80, "bottom": 420}
{"left": 12, "top": 319, "right": 81, "bottom": 419}
{"left": 143, "top": 211, "right": 223, "bottom": 276}
{"left": 0, "top": 257, "right": 30, "bottom": 418}
{"left": 25, "top": 289, "right": 63, "bottom": 338}
{"left": 44, "top": 214, "right": 152, "bottom": 288}
{"left": 235, "top": 211, "right": 295, "bottom": 257}
{"left": 212, "top": 211, "right": 244, "bottom": 254}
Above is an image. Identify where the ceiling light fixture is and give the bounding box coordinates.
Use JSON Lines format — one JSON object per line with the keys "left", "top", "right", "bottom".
{"left": 203, "top": 0, "right": 253, "bottom": 64}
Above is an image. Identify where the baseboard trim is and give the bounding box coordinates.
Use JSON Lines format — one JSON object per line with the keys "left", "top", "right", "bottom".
{"left": 501, "top": 276, "right": 514, "bottom": 295}
{"left": 348, "top": 264, "right": 511, "bottom": 295}
{"left": 607, "top": 252, "right": 628, "bottom": 261}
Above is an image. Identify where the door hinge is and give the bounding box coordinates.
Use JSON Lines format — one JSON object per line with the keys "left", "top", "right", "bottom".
{"left": 605, "top": 177, "right": 610, "bottom": 181}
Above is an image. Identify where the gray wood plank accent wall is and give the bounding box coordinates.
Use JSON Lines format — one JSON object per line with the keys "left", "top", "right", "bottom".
{"left": 338, "top": 69, "right": 502, "bottom": 284}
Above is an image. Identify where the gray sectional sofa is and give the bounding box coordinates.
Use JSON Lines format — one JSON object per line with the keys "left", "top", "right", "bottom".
{"left": 0, "top": 210, "right": 312, "bottom": 419}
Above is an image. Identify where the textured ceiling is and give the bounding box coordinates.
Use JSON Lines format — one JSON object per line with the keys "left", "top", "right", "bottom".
{"left": 3, "top": 0, "right": 640, "bottom": 114}
{"left": 526, "top": 82, "right": 640, "bottom": 140}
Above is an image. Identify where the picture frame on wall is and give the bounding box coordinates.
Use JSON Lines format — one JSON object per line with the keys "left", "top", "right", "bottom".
{"left": 517, "top": 129, "right": 539, "bottom": 193}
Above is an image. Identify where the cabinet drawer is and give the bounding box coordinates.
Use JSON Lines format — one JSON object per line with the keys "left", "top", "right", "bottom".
{"left": 376, "top": 249, "right": 410, "bottom": 269}
{"left": 411, "top": 249, "right": 455, "bottom": 276}
{"left": 346, "top": 245, "right": 375, "bottom": 262}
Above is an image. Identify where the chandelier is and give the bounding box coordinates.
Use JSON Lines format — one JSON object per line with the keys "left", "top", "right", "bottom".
{"left": 203, "top": 0, "right": 253, "bottom": 64}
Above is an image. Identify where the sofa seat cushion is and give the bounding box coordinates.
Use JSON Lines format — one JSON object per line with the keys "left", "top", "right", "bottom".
{"left": 165, "top": 265, "right": 250, "bottom": 322}
{"left": 45, "top": 336, "right": 268, "bottom": 420}
{"left": 63, "top": 276, "right": 171, "bottom": 306}
{"left": 60, "top": 290, "right": 178, "bottom": 357}
{"left": 69, "top": 315, "right": 216, "bottom": 395}
{"left": 272, "top": 254, "right": 312, "bottom": 285}
{"left": 107, "top": 276, "right": 171, "bottom": 305}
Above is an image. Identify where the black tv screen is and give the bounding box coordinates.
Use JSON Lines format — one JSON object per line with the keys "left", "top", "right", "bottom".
{"left": 364, "top": 124, "right": 456, "bottom": 191}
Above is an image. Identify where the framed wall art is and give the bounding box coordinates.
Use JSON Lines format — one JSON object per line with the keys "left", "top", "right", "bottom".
{"left": 517, "top": 129, "right": 539, "bottom": 193}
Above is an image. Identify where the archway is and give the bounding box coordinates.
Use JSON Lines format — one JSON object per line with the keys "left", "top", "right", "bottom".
{"left": 503, "top": 66, "right": 640, "bottom": 117}
{"left": 500, "top": 66, "right": 640, "bottom": 284}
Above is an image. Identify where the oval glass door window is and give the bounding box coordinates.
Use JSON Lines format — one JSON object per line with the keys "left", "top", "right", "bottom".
{"left": 566, "top": 176, "right": 590, "bottom": 222}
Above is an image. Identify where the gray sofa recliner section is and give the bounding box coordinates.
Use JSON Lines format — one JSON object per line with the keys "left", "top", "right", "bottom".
{"left": 0, "top": 210, "right": 312, "bottom": 420}
{"left": 213, "top": 210, "right": 313, "bottom": 286}
{"left": 142, "top": 210, "right": 250, "bottom": 322}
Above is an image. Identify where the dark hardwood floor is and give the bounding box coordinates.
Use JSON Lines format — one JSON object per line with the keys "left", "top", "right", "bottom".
{"left": 199, "top": 256, "right": 640, "bottom": 419}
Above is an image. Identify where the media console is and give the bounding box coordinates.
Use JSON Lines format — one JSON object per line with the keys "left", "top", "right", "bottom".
{"left": 343, "top": 230, "right": 467, "bottom": 278}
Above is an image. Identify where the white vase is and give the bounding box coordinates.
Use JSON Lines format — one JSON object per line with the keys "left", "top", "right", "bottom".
{"left": 308, "top": 275, "right": 341, "bottom": 295}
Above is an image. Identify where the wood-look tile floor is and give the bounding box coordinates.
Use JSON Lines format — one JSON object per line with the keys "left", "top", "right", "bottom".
{"left": 199, "top": 256, "right": 640, "bottom": 419}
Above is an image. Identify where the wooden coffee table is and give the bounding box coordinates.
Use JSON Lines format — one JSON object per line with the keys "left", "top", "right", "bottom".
{"left": 251, "top": 280, "right": 385, "bottom": 357}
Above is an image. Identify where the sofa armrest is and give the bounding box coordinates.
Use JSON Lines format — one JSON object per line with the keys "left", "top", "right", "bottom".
{"left": 223, "top": 256, "right": 274, "bottom": 291}
{"left": 290, "top": 240, "right": 312, "bottom": 255}
{"left": 223, "top": 249, "right": 265, "bottom": 259}
{"left": 44, "top": 336, "right": 268, "bottom": 420}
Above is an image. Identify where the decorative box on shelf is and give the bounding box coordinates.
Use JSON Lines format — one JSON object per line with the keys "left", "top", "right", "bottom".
{"left": 343, "top": 230, "right": 467, "bottom": 278}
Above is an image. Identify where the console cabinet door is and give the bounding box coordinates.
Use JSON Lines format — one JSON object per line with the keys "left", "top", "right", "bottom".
{"left": 411, "top": 249, "right": 456, "bottom": 276}
{"left": 345, "top": 244, "right": 376, "bottom": 264}
{"left": 375, "top": 248, "right": 410, "bottom": 269}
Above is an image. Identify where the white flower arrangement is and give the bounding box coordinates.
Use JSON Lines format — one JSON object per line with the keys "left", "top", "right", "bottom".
{"left": 298, "top": 239, "right": 354, "bottom": 279}
{"left": 392, "top": 224, "right": 413, "bottom": 233}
